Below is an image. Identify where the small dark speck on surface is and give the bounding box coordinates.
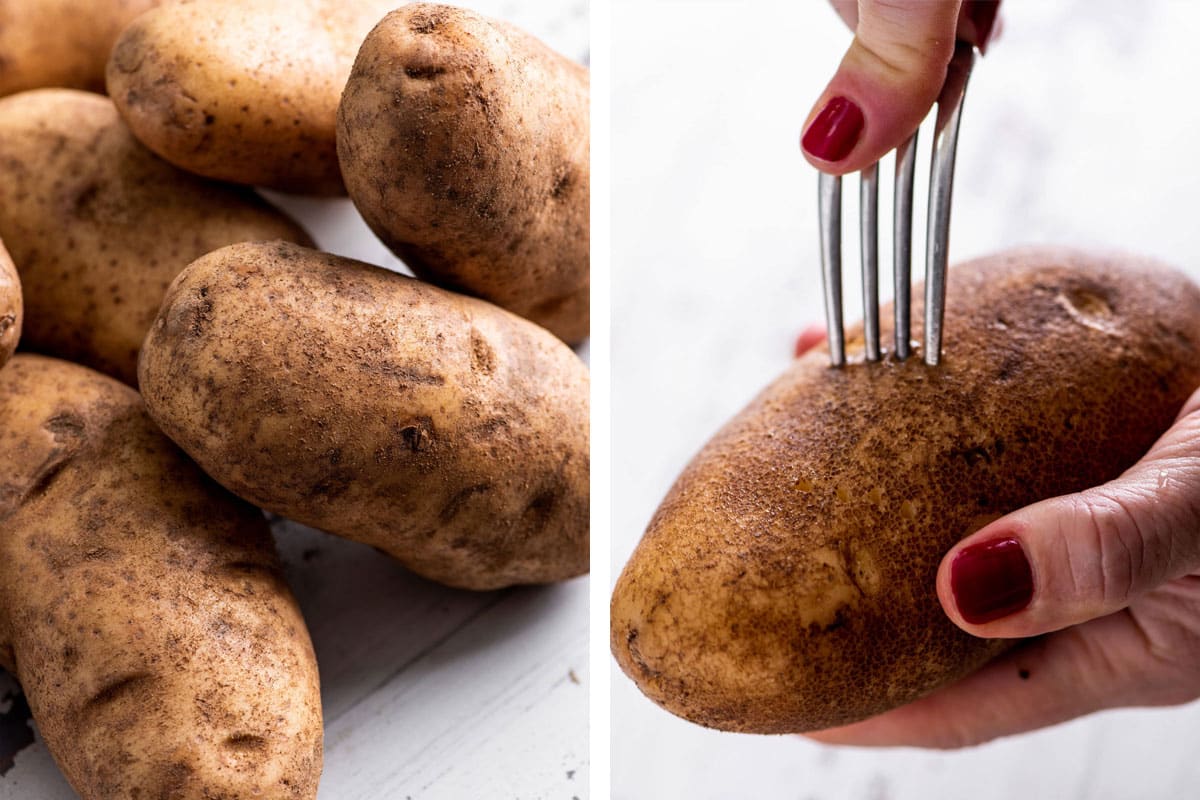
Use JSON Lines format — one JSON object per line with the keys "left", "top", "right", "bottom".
{"left": 301, "top": 548, "right": 321, "bottom": 562}
{"left": 0, "top": 685, "right": 35, "bottom": 775}
{"left": 568, "top": 669, "right": 580, "bottom": 684}
{"left": 566, "top": 769, "right": 575, "bottom": 779}
{"left": 1019, "top": 668, "right": 1031, "bottom": 680}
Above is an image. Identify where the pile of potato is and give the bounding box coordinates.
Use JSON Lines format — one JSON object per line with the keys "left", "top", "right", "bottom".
{"left": 0, "top": 1, "right": 589, "bottom": 797}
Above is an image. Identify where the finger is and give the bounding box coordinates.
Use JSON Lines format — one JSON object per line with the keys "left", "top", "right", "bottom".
{"left": 802, "top": 0, "right": 962, "bottom": 174}
{"left": 793, "top": 324, "right": 827, "bottom": 357}
{"left": 937, "top": 387, "right": 1200, "bottom": 638}
{"left": 805, "top": 602, "right": 1195, "bottom": 748}
{"left": 828, "top": 0, "right": 999, "bottom": 49}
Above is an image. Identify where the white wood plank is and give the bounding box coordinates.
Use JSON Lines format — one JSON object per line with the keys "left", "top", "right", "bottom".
{"left": 318, "top": 577, "right": 588, "bottom": 799}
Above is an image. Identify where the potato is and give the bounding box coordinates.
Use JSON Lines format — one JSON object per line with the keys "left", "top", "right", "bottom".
{"left": 107, "top": 0, "right": 397, "bottom": 195}
{"left": 0, "top": 238, "right": 18, "bottom": 368}
{"left": 0, "top": 0, "right": 161, "bottom": 97}
{"left": 611, "top": 248, "right": 1200, "bottom": 734}
{"left": 138, "top": 241, "right": 589, "bottom": 590}
{"left": 337, "top": 3, "right": 590, "bottom": 344}
{"left": 0, "top": 355, "right": 323, "bottom": 799}
{"left": 0, "top": 89, "right": 311, "bottom": 385}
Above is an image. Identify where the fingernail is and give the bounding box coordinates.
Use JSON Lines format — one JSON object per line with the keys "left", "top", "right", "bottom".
{"left": 963, "top": 0, "right": 1000, "bottom": 54}
{"left": 951, "top": 536, "right": 1033, "bottom": 624}
{"left": 801, "top": 96, "right": 864, "bottom": 162}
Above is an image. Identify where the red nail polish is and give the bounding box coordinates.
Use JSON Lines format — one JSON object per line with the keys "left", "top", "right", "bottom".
{"left": 963, "top": 1, "right": 1000, "bottom": 53}
{"left": 802, "top": 96, "right": 864, "bottom": 163}
{"left": 951, "top": 536, "right": 1033, "bottom": 624}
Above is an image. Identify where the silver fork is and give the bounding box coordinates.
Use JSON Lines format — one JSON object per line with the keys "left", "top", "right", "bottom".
{"left": 818, "top": 41, "right": 977, "bottom": 367}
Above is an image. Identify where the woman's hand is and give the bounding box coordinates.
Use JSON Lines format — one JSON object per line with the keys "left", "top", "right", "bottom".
{"left": 801, "top": 0, "right": 1000, "bottom": 175}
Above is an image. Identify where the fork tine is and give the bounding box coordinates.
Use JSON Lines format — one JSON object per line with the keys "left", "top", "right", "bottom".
{"left": 818, "top": 171, "right": 844, "bottom": 367}
{"left": 893, "top": 132, "right": 917, "bottom": 361}
{"left": 860, "top": 163, "right": 880, "bottom": 361}
{"left": 924, "top": 43, "right": 976, "bottom": 366}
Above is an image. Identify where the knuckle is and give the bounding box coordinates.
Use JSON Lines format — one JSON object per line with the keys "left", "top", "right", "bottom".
{"left": 855, "top": 3, "right": 957, "bottom": 81}
{"left": 1066, "top": 491, "right": 1147, "bottom": 611}
{"left": 857, "top": 34, "right": 948, "bottom": 82}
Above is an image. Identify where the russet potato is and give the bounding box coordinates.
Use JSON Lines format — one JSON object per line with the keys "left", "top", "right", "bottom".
{"left": 612, "top": 248, "right": 1200, "bottom": 734}
{"left": 0, "top": 89, "right": 311, "bottom": 384}
{"left": 107, "top": 0, "right": 398, "bottom": 194}
{"left": 337, "top": 3, "right": 590, "bottom": 343}
{"left": 0, "top": 355, "right": 323, "bottom": 799}
{"left": 139, "top": 241, "right": 590, "bottom": 590}
{"left": 0, "top": 0, "right": 161, "bottom": 97}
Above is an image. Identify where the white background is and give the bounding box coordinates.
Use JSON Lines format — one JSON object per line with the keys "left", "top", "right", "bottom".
{"left": 612, "top": 1, "right": 1200, "bottom": 799}
{"left": 0, "top": 2, "right": 590, "bottom": 798}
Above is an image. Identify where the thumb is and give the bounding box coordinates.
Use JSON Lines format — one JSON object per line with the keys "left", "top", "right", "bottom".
{"left": 802, "top": 0, "right": 999, "bottom": 174}
{"left": 937, "top": 389, "right": 1200, "bottom": 638}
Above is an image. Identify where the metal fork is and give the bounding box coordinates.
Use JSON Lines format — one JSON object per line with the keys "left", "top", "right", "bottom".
{"left": 818, "top": 41, "right": 977, "bottom": 367}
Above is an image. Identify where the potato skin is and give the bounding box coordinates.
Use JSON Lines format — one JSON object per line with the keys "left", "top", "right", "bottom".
{"left": 337, "top": 3, "right": 590, "bottom": 343}
{"left": 139, "top": 241, "right": 590, "bottom": 590}
{"left": 107, "top": 0, "right": 396, "bottom": 194}
{"left": 0, "top": 89, "right": 311, "bottom": 384}
{"left": 0, "top": 239, "right": 18, "bottom": 368}
{"left": 0, "top": 355, "right": 323, "bottom": 799}
{"left": 612, "top": 248, "right": 1200, "bottom": 734}
{"left": 0, "top": 0, "right": 161, "bottom": 97}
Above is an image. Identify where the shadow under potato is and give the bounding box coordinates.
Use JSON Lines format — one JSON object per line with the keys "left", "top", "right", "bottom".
{"left": 0, "top": 673, "right": 33, "bottom": 776}
{"left": 271, "top": 518, "right": 580, "bottom": 724}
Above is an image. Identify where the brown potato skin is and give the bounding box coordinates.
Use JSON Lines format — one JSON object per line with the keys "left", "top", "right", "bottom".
{"left": 0, "top": 89, "right": 311, "bottom": 385}
{"left": 337, "top": 3, "right": 590, "bottom": 344}
{"left": 612, "top": 248, "right": 1200, "bottom": 734}
{"left": 0, "top": 355, "right": 323, "bottom": 799}
{"left": 0, "top": 0, "right": 161, "bottom": 97}
{"left": 0, "top": 239, "right": 19, "bottom": 368}
{"left": 139, "top": 241, "right": 590, "bottom": 590}
{"left": 107, "top": 0, "right": 397, "bottom": 195}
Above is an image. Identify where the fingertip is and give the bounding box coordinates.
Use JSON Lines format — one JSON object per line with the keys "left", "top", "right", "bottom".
{"left": 793, "top": 324, "right": 826, "bottom": 358}
{"left": 800, "top": 93, "right": 866, "bottom": 174}
{"left": 937, "top": 520, "right": 1036, "bottom": 638}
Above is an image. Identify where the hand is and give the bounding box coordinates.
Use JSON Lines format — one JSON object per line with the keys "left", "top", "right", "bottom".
{"left": 793, "top": 332, "right": 1200, "bottom": 747}
{"left": 801, "top": 0, "right": 1000, "bottom": 175}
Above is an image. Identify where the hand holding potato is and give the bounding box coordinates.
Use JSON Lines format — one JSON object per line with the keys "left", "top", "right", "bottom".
{"left": 612, "top": 249, "right": 1200, "bottom": 733}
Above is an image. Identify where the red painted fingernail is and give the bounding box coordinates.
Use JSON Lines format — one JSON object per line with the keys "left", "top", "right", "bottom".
{"left": 951, "top": 536, "right": 1033, "bottom": 624}
{"left": 963, "top": 0, "right": 1000, "bottom": 53}
{"left": 801, "top": 96, "right": 864, "bottom": 163}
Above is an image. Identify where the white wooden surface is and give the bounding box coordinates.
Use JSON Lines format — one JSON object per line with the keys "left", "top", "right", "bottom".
{"left": 612, "top": 1, "right": 1200, "bottom": 798}
{"left": 0, "top": 3, "right": 590, "bottom": 797}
